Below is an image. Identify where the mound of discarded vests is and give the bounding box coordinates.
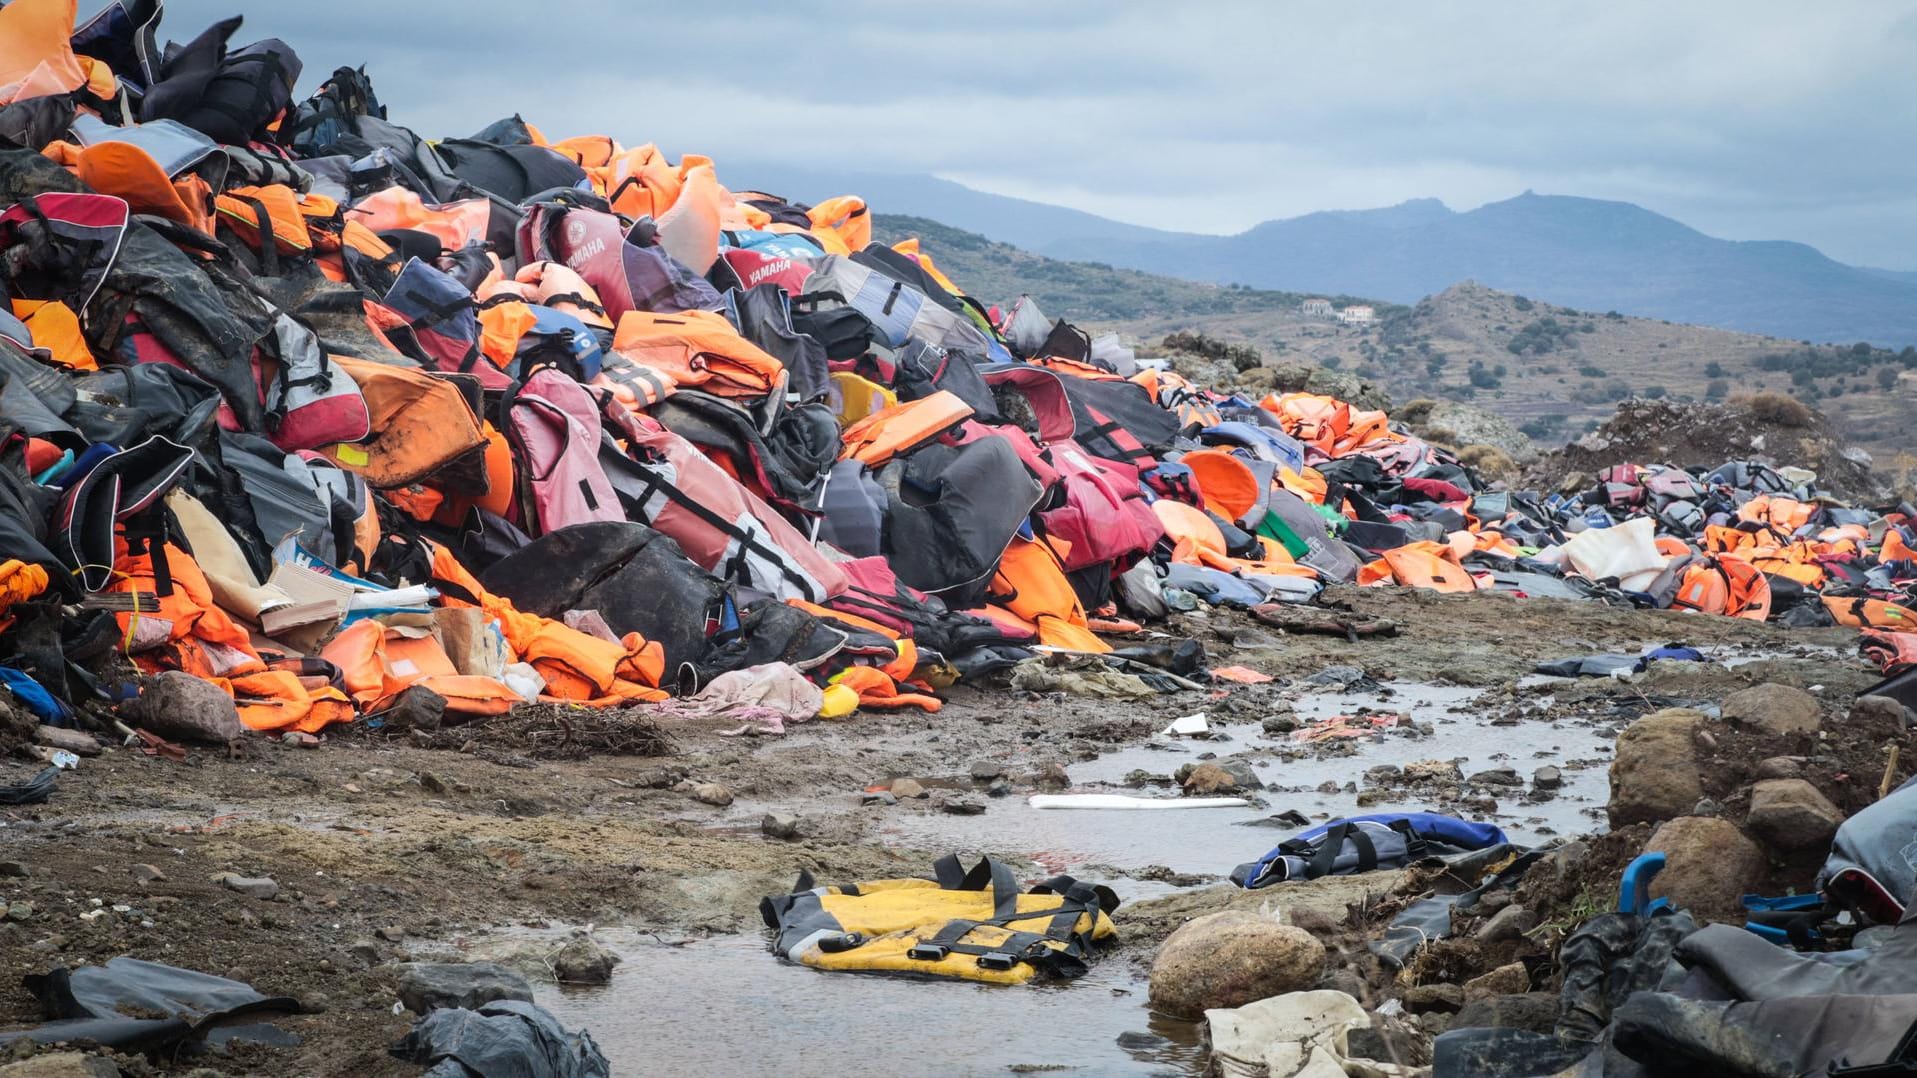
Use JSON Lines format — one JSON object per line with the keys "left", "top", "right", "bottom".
{"left": 0, "top": 0, "right": 1911, "bottom": 745}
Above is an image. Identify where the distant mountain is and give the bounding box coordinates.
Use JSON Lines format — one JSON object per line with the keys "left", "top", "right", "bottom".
{"left": 871, "top": 214, "right": 1917, "bottom": 465}
{"left": 732, "top": 164, "right": 1917, "bottom": 346}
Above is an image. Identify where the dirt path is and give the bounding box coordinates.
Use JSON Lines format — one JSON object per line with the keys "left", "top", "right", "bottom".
{"left": 0, "top": 589, "right": 1875, "bottom": 1075}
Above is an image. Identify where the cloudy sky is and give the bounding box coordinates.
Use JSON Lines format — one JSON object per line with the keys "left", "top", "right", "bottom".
{"left": 159, "top": 0, "right": 1917, "bottom": 268}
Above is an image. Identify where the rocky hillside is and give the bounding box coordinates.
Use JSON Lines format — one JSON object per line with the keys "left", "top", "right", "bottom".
{"left": 876, "top": 215, "right": 1917, "bottom": 476}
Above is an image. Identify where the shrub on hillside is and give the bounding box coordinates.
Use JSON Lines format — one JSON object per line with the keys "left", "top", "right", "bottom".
{"left": 1162, "top": 331, "right": 1264, "bottom": 372}
{"left": 1738, "top": 391, "right": 1814, "bottom": 428}
{"left": 1459, "top": 444, "right": 1517, "bottom": 481}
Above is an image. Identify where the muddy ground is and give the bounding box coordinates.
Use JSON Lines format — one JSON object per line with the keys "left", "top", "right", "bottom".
{"left": 0, "top": 585, "right": 1886, "bottom": 1075}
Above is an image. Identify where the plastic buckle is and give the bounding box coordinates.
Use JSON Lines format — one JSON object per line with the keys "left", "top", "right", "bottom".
{"left": 906, "top": 943, "right": 950, "bottom": 962}
{"left": 976, "top": 952, "right": 1018, "bottom": 971}
{"left": 816, "top": 932, "right": 863, "bottom": 954}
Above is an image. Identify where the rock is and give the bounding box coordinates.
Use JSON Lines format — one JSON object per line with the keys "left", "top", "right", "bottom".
{"left": 1532, "top": 766, "right": 1564, "bottom": 790}
{"left": 986, "top": 777, "right": 1012, "bottom": 798}
{"left": 1125, "top": 769, "right": 1172, "bottom": 788}
{"left": 1147, "top": 910, "right": 1326, "bottom": 1020}
{"left": 1452, "top": 993, "right": 1561, "bottom": 1034}
{"left": 1851, "top": 695, "right": 1911, "bottom": 728}
{"left": 1645, "top": 816, "right": 1768, "bottom": 920}
{"left": 760, "top": 812, "right": 802, "bottom": 841}
{"left": 1464, "top": 962, "right": 1530, "bottom": 1000}
{"left": 1746, "top": 778, "right": 1844, "bottom": 853}
{"left": 1401, "top": 982, "right": 1465, "bottom": 1014}
{"left": 33, "top": 725, "right": 101, "bottom": 757}
{"left": 1182, "top": 763, "right": 1240, "bottom": 796}
{"left": 1403, "top": 759, "right": 1463, "bottom": 785}
{"left": 969, "top": 761, "right": 1005, "bottom": 782}
{"left": 941, "top": 796, "right": 986, "bottom": 816}
{"left": 0, "top": 1052, "right": 122, "bottom": 1077}
{"left": 376, "top": 925, "right": 405, "bottom": 942}
{"left": 1475, "top": 905, "right": 1536, "bottom": 943}
{"left": 0, "top": 860, "right": 29, "bottom": 878}
{"left": 1468, "top": 767, "right": 1523, "bottom": 788}
{"left": 217, "top": 874, "right": 279, "bottom": 900}
{"left": 1315, "top": 968, "right": 1368, "bottom": 1000}
{"left": 130, "top": 670, "right": 246, "bottom": 743}
{"left": 130, "top": 864, "right": 165, "bottom": 884}
{"left": 1261, "top": 714, "right": 1299, "bottom": 735}
{"left": 1030, "top": 763, "right": 1071, "bottom": 788}
{"left": 1218, "top": 759, "right": 1263, "bottom": 791}
{"left": 888, "top": 777, "right": 926, "bottom": 799}
{"left": 551, "top": 933, "right": 620, "bottom": 984}
{"left": 397, "top": 962, "right": 534, "bottom": 1013}
{"left": 860, "top": 790, "right": 897, "bottom": 807}
{"left": 5, "top": 901, "right": 34, "bottom": 921}
{"left": 690, "top": 783, "right": 733, "bottom": 807}
{"left": 1755, "top": 756, "right": 1806, "bottom": 780}
{"left": 348, "top": 940, "right": 384, "bottom": 966}
{"left": 1721, "top": 684, "right": 1822, "bottom": 737}
{"left": 418, "top": 771, "right": 450, "bottom": 795}
{"left": 1608, "top": 708, "right": 1706, "bottom": 827}
{"left": 385, "top": 684, "right": 446, "bottom": 732}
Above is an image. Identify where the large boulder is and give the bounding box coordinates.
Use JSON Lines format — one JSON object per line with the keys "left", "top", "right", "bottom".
{"left": 1149, "top": 910, "right": 1326, "bottom": 1020}
{"left": 1745, "top": 779, "right": 1844, "bottom": 853}
{"left": 129, "top": 670, "right": 244, "bottom": 743}
{"left": 1721, "top": 685, "right": 1822, "bottom": 737}
{"left": 551, "top": 932, "right": 620, "bottom": 984}
{"left": 396, "top": 961, "right": 533, "bottom": 1013}
{"left": 1608, "top": 709, "right": 1705, "bottom": 827}
{"left": 1645, "top": 816, "right": 1768, "bottom": 920}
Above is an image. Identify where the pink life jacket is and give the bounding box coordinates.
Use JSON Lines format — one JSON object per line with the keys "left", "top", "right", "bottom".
{"left": 516, "top": 200, "right": 720, "bottom": 322}
{"left": 504, "top": 366, "right": 624, "bottom": 536}
{"left": 600, "top": 405, "right": 847, "bottom": 603}
{"left": 1039, "top": 439, "right": 1165, "bottom": 572}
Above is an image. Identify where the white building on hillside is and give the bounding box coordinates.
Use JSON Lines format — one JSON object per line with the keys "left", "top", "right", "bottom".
{"left": 1301, "top": 298, "right": 1333, "bottom": 317}
{"left": 1337, "top": 305, "right": 1375, "bottom": 326}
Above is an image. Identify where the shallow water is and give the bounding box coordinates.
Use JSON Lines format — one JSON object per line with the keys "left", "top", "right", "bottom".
{"left": 861, "top": 682, "right": 1611, "bottom": 881}
{"left": 579, "top": 681, "right": 1620, "bottom": 1075}
{"left": 538, "top": 930, "right": 1205, "bottom": 1077}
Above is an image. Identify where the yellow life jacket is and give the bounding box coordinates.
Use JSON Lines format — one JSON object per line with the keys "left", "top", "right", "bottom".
{"left": 761, "top": 855, "right": 1118, "bottom": 986}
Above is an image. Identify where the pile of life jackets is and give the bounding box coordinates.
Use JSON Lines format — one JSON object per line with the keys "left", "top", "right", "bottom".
{"left": 0, "top": 2, "right": 1910, "bottom": 740}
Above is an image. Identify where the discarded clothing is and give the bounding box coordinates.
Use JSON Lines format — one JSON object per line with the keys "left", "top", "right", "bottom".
{"left": 1006, "top": 657, "right": 1158, "bottom": 699}
{"left": 653, "top": 661, "right": 823, "bottom": 735}
{"left": 1233, "top": 813, "right": 1510, "bottom": 889}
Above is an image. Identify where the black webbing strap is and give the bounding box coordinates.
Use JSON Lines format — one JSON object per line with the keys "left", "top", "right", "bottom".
{"left": 617, "top": 461, "right": 814, "bottom": 596}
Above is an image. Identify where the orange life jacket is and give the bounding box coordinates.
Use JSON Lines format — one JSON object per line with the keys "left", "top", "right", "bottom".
{"left": 610, "top": 309, "right": 786, "bottom": 399}
{"left": 316, "top": 356, "right": 488, "bottom": 488}
{"left": 983, "top": 535, "right": 1108, "bottom": 653}
{"left": 807, "top": 195, "right": 871, "bottom": 255}
{"left": 10, "top": 299, "right": 94, "bottom": 369}
{"left": 42, "top": 139, "right": 215, "bottom": 233}
{"left": 1380, "top": 541, "right": 1479, "bottom": 594}
{"left": 1824, "top": 595, "right": 1917, "bottom": 630}
{"left": 1181, "top": 449, "right": 1261, "bottom": 525}
{"left": 319, "top": 619, "right": 520, "bottom": 717}
{"left": 1672, "top": 558, "right": 1771, "bottom": 620}
{"left": 840, "top": 391, "right": 975, "bottom": 466}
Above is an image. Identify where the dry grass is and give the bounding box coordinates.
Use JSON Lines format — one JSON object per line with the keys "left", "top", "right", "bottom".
{"left": 1736, "top": 391, "right": 1815, "bottom": 429}
{"left": 1458, "top": 444, "right": 1518, "bottom": 481}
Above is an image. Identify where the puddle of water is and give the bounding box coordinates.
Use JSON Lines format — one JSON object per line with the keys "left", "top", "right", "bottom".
{"left": 536, "top": 930, "right": 1203, "bottom": 1077}
{"left": 843, "top": 683, "right": 1610, "bottom": 884}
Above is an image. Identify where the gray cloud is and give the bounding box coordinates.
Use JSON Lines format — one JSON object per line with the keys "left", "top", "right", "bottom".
{"left": 155, "top": 0, "right": 1917, "bottom": 267}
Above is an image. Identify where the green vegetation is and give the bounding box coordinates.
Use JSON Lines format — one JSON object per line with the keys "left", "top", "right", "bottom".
{"left": 1506, "top": 317, "right": 1580, "bottom": 355}
{"left": 871, "top": 214, "right": 1396, "bottom": 321}
{"left": 1161, "top": 331, "right": 1263, "bottom": 372}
